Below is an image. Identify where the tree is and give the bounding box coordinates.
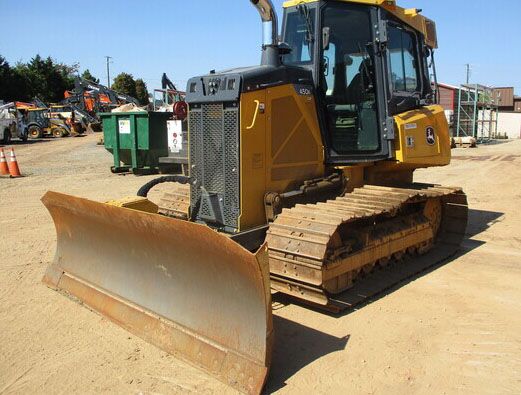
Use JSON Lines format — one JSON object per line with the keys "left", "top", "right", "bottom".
{"left": 111, "top": 72, "right": 137, "bottom": 98}
{"left": 7, "top": 55, "right": 76, "bottom": 103}
{"left": 0, "top": 55, "right": 32, "bottom": 102}
{"left": 81, "top": 69, "right": 99, "bottom": 84}
{"left": 0, "top": 54, "right": 151, "bottom": 106}
{"left": 135, "top": 78, "right": 149, "bottom": 105}
{"left": 0, "top": 56, "right": 16, "bottom": 101}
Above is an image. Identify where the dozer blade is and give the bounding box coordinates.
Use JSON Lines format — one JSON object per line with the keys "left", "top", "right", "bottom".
{"left": 41, "top": 191, "right": 273, "bottom": 394}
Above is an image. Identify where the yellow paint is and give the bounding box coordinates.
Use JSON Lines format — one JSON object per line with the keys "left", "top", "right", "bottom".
{"left": 105, "top": 196, "right": 159, "bottom": 214}
{"left": 339, "top": 164, "right": 369, "bottom": 192}
{"left": 238, "top": 84, "right": 324, "bottom": 231}
{"left": 246, "top": 100, "right": 261, "bottom": 130}
{"left": 239, "top": 89, "right": 267, "bottom": 231}
{"left": 282, "top": 0, "right": 437, "bottom": 48}
{"left": 266, "top": 84, "right": 324, "bottom": 188}
{"left": 404, "top": 8, "right": 419, "bottom": 16}
{"left": 392, "top": 105, "right": 451, "bottom": 167}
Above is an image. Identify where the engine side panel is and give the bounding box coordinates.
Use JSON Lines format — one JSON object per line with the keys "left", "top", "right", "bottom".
{"left": 239, "top": 84, "right": 325, "bottom": 231}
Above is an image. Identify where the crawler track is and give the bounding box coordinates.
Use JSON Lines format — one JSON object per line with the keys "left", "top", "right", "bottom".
{"left": 266, "top": 184, "right": 468, "bottom": 311}
{"left": 158, "top": 183, "right": 190, "bottom": 220}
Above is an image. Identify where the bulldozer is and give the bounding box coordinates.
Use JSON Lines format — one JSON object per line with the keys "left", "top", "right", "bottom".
{"left": 41, "top": 1, "right": 468, "bottom": 393}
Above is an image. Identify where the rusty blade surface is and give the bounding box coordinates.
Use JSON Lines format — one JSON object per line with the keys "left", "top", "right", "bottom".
{"left": 41, "top": 191, "right": 273, "bottom": 394}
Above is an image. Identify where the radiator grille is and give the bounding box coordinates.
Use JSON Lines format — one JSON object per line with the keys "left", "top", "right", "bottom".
{"left": 189, "top": 103, "right": 240, "bottom": 230}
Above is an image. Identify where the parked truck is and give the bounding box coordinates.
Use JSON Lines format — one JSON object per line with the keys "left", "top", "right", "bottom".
{"left": 0, "top": 102, "right": 31, "bottom": 144}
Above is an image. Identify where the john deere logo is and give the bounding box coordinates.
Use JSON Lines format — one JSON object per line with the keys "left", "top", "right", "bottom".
{"left": 426, "top": 126, "right": 436, "bottom": 145}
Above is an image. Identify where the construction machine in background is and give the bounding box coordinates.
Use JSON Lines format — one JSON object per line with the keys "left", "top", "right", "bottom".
{"left": 49, "top": 104, "right": 95, "bottom": 134}
{"left": 26, "top": 104, "right": 87, "bottom": 139}
{"left": 26, "top": 107, "right": 72, "bottom": 138}
{"left": 160, "top": 72, "right": 186, "bottom": 104}
{"left": 33, "top": 96, "right": 97, "bottom": 137}
{"left": 64, "top": 77, "right": 141, "bottom": 112}
{"left": 63, "top": 77, "right": 141, "bottom": 131}
{"left": 42, "top": 1, "right": 468, "bottom": 393}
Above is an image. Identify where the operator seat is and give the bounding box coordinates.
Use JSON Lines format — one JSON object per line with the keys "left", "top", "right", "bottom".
{"left": 346, "top": 58, "right": 375, "bottom": 104}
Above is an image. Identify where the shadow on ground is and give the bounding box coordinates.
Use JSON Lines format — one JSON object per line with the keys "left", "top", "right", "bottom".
{"left": 478, "top": 139, "right": 513, "bottom": 146}
{"left": 265, "top": 316, "right": 350, "bottom": 393}
{"left": 0, "top": 135, "right": 88, "bottom": 148}
{"left": 266, "top": 208, "right": 504, "bottom": 392}
{"left": 0, "top": 138, "right": 54, "bottom": 147}
{"left": 466, "top": 208, "right": 504, "bottom": 238}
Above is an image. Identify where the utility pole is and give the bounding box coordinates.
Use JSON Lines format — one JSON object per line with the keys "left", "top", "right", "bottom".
{"left": 465, "top": 63, "right": 471, "bottom": 85}
{"left": 105, "top": 56, "right": 113, "bottom": 88}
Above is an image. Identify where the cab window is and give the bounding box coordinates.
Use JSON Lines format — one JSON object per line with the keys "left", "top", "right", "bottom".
{"left": 388, "top": 25, "right": 421, "bottom": 93}
{"left": 283, "top": 6, "right": 316, "bottom": 65}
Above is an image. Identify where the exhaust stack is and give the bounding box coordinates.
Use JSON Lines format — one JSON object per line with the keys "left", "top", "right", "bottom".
{"left": 250, "top": 0, "right": 280, "bottom": 66}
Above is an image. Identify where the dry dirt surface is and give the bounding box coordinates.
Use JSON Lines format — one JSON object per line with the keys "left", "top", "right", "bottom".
{"left": 1, "top": 135, "right": 520, "bottom": 394}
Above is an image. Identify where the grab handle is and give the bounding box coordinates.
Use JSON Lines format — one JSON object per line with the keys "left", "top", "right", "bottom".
{"left": 246, "top": 100, "right": 261, "bottom": 130}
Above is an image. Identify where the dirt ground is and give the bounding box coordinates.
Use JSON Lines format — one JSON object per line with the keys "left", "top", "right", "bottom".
{"left": 1, "top": 135, "right": 520, "bottom": 394}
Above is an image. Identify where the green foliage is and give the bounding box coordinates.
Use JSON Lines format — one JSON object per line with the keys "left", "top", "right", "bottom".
{"left": 135, "top": 79, "right": 149, "bottom": 105}
{"left": 0, "top": 54, "right": 149, "bottom": 106}
{"left": 81, "top": 69, "right": 99, "bottom": 84}
{"left": 0, "top": 56, "right": 31, "bottom": 102}
{"left": 0, "top": 56, "right": 17, "bottom": 101}
{"left": 112, "top": 73, "right": 149, "bottom": 105}
{"left": 0, "top": 54, "right": 77, "bottom": 103}
{"left": 111, "top": 72, "right": 137, "bottom": 98}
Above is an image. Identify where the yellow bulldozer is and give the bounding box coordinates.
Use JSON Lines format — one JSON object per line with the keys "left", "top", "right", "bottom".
{"left": 41, "top": 0, "right": 468, "bottom": 393}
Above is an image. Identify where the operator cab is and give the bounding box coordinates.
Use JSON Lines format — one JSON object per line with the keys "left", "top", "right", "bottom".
{"left": 281, "top": 1, "right": 437, "bottom": 164}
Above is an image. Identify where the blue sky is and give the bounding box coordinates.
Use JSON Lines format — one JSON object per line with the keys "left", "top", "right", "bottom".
{"left": 1, "top": 0, "right": 520, "bottom": 94}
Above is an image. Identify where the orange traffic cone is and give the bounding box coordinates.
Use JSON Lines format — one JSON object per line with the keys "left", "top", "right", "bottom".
{"left": 7, "top": 147, "right": 21, "bottom": 178}
{"left": 0, "top": 148, "right": 9, "bottom": 175}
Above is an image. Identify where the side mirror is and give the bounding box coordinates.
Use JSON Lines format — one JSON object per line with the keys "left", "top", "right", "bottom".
{"left": 322, "top": 27, "right": 330, "bottom": 50}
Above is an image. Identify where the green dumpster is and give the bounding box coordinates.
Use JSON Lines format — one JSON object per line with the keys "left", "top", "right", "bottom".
{"left": 101, "top": 111, "right": 171, "bottom": 174}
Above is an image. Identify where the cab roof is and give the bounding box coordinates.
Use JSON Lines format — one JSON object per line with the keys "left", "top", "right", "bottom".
{"left": 282, "top": 0, "right": 438, "bottom": 48}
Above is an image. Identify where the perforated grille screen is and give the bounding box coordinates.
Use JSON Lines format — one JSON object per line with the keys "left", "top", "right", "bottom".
{"left": 189, "top": 103, "right": 240, "bottom": 230}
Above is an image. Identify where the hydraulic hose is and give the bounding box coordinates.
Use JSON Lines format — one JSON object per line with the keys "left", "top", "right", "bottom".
{"left": 137, "top": 175, "right": 191, "bottom": 198}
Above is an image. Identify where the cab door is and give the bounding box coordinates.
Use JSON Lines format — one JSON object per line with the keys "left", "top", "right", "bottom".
{"left": 318, "top": 2, "right": 391, "bottom": 164}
